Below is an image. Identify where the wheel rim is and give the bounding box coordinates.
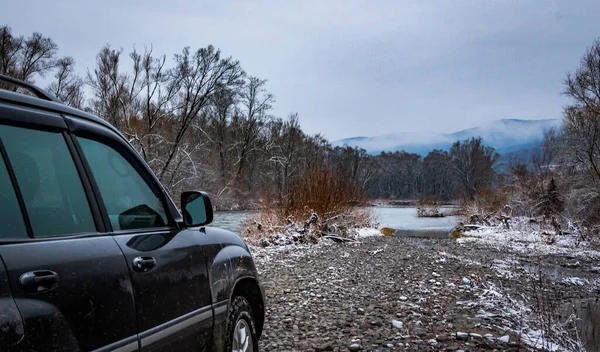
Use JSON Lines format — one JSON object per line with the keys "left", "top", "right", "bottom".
{"left": 232, "top": 318, "right": 253, "bottom": 352}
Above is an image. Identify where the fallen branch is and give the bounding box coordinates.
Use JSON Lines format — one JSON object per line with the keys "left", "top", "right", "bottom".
{"left": 322, "top": 233, "right": 361, "bottom": 244}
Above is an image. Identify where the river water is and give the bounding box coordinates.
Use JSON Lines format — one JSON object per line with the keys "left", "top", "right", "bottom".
{"left": 371, "top": 206, "right": 459, "bottom": 238}
{"left": 212, "top": 206, "right": 459, "bottom": 236}
{"left": 211, "top": 210, "right": 256, "bottom": 233}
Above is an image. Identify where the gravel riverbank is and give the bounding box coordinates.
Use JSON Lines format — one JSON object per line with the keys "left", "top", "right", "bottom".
{"left": 253, "top": 235, "right": 600, "bottom": 351}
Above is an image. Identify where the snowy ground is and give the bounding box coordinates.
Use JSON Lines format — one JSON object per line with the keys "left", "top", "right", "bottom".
{"left": 251, "top": 224, "right": 600, "bottom": 351}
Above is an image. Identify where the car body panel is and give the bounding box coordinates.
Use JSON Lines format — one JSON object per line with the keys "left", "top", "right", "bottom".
{"left": 111, "top": 229, "right": 213, "bottom": 351}
{"left": 0, "top": 237, "right": 138, "bottom": 351}
{"left": 200, "top": 227, "right": 265, "bottom": 351}
{"left": 0, "top": 258, "right": 24, "bottom": 349}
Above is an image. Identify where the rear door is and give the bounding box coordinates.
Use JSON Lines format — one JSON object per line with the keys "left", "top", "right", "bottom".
{"left": 0, "top": 147, "right": 25, "bottom": 350}
{"left": 0, "top": 106, "right": 138, "bottom": 351}
{"left": 69, "top": 118, "right": 213, "bottom": 351}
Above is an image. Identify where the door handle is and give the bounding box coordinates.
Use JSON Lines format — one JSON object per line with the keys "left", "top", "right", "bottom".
{"left": 19, "top": 270, "right": 59, "bottom": 293}
{"left": 132, "top": 256, "right": 156, "bottom": 272}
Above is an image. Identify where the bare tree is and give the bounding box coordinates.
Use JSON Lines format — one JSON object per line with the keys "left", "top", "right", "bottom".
{"left": 0, "top": 25, "right": 58, "bottom": 86}
{"left": 450, "top": 137, "right": 499, "bottom": 200}
{"left": 564, "top": 39, "right": 600, "bottom": 117}
{"left": 86, "top": 46, "right": 135, "bottom": 130}
{"left": 159, "top": 45, "right": 245, "bottom": 188}
{"left": 231, "top": 76, "right": 274, "bottom": 186}
{"left": 46, "top": 57, "right": 85, "bottom": 108}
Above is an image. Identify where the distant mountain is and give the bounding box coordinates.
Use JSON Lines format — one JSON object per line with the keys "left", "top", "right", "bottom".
{"left": 335, "top": 119, "right": 561, "bottom": 157}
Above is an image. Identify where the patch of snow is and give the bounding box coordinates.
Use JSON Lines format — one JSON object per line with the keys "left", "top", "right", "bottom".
{"left": 497, "top": 335, "right": 510, "bottom": 343}
{"left": 468, "top": 281, "right": 583, "bottom": 352}
{"left": 491, "top": 259, "right": 517, "bottom": 278}
{"left": 520, "top": 330, "right": 567, "bottom": 352}
{"left": 355, "top": 227, "right": 382, "bottom": 238}
{"left": 560, "top": 277, "right": 589, "bottom": 286}
{"left": 455, "top": 219, "right": 600, "bottom": 259}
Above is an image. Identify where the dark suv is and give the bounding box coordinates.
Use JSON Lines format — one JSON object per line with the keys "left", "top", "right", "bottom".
{"left": 0, "top": 74, "right": 264, "bottom": 352}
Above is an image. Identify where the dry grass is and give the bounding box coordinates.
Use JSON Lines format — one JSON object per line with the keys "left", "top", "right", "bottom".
{"left": 241, "top": 165, "right": 378, "bottom": 245}
{"left": 280, "top": 167, "right": 364, "bottom": 220}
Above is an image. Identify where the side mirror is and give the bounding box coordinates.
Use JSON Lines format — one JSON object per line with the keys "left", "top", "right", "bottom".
{"left": 181, "top": 191, "right": 213, "bottom": 227}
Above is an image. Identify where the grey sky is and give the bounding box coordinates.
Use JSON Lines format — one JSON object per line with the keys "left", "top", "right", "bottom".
{"left": 2, "top": 0, "right": 599, "bottom": 140}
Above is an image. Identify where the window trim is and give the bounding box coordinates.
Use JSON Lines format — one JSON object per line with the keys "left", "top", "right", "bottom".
{"left": 0, "top": 123, "right": 103, "bottom": 239}
{"left": 72, "top": 132, "right": 176, "bottom": 233}
{"left": 63, "top": 132, "right": 107, "bottom": 233}
{"left": 0, "top": 231, "right": 111, "bottom": 245}
{"left": 0, "top": 137, "right": 33, "bottom": 239}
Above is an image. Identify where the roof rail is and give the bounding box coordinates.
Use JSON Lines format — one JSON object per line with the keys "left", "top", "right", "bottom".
{"left": 0, "top": 73, "right": 62, "bottom": 103}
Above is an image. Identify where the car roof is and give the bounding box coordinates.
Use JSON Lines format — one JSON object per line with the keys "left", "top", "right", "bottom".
{"left": 0, "top": 87, "right": 124, "bottom": 139}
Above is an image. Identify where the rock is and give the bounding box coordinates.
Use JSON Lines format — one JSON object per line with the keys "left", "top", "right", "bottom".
{"left": 370, "top": 320, "right": 383, "bottom": 327}
{"left": 357, "top": 308, "right": 365, "bottom": 315}
{"left": 348, "top": 343, "right": 361, "bottom": 351}
{"left": 456, "top": 332, "right": 469, "bottom": 341}
{"left": 446, "top": 346, "right": 458, "bottom": 351}
{"left": 399, "top": 296, "right": 408, "bottom": 301}
{"left": 315, "top": 343, "right": 334, "bottom": 352}
{"left": 565, "top": 261, "right": 580, "bottom": 268}
{"left": 437, "top": 334, "right": 451, "bottom": 342}
{"left": 427, "top": 339, "right": 438, "bottom": 345}
{"left": 392, "top": 320, "right": 403, "bottom": 329}
{"left": 497, "top": 335, "right": 510, "bottom": 343}
{"left": 413, "top": 328, "right": 427, "bottom": 336}
{"left": 380, "top": 227, "right": 396, "bottom": 236}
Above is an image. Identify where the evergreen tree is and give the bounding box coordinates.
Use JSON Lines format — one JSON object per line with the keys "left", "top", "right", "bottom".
{"left": 537, "top": 178, "right": 564, "bottom": 218}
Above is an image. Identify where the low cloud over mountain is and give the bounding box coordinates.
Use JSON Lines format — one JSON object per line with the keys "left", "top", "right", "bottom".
{"left": 335, "top": 119, "right": 561, "bottom": 156}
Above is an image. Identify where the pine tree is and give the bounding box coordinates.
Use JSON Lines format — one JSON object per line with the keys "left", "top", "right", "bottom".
{"left": 537, "top": 178, "right": 564, "bottom": 218}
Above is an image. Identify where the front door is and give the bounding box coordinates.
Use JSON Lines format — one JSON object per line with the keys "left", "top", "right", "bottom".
{"left": 73, "top": 130, "right": 213, "bottom": 351}
{"left": 0, "top": 116, "right": 138, "bottom": 351}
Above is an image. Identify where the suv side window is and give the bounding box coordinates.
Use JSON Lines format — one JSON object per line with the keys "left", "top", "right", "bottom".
{"left": 77, "top": 137, "right": 169, "bottom": 231}
{"left": 0, "top": 125, "right": 96, "bottom": 237}
{"left": 0, "top": 143, "right": 28, "bottom": 239}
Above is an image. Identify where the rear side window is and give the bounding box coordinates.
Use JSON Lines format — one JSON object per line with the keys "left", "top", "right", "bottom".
{"left": 77, "top": 137, "right": 169, "bottom": 231}
{"left": 0, "top": 125, "right": 96, "bottom": 237}
{"left": 0, "top": 147, "right": 27, "bottom": 239}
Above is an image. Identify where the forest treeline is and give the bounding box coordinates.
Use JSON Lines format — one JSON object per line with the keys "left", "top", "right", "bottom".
{"left": 0, "top": 25, "right": 500, "bottom": 209}
{"left": 2, "top": 25, "right": 600, "bottom": 235}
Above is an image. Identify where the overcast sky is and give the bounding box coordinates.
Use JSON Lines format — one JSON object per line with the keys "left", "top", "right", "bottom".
{"left": 2, "top": 0, "right": 599, "bottom": 140}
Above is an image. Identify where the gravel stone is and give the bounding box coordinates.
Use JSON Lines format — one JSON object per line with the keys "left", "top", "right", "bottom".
{"left": 253, "top": 235, "right": 597, "bottom": 351}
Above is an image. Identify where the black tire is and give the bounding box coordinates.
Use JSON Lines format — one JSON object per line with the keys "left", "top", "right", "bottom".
{"left": 225, "top": 296, "right": 259, "bottom": 352}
